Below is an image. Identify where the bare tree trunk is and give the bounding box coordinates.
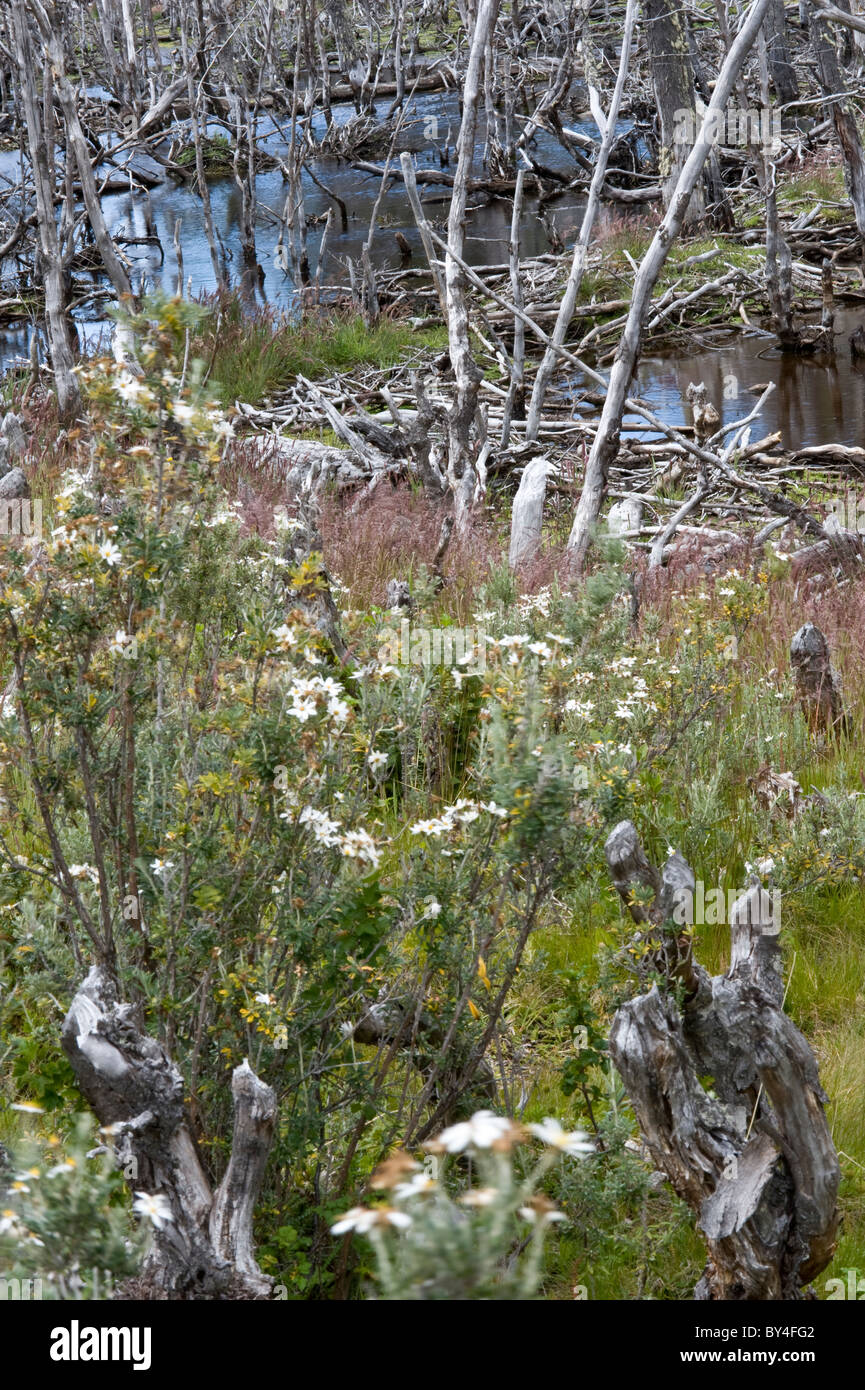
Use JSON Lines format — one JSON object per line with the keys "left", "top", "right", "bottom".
{"left": 808, "top": 0, "right": 865, "bottom": 241}
{"left": 11, "top": 0, "right": 79, "bottom": 419}
{"left": 644, "top": 0, "right": 705, "bottom": 227}
{"left": 27, "top": 0, "right": 134, "bottom": 303}
{"left": 566, "top": 0, "right": 773, "bottom": 572}
{"left": 766, "top": 0, "right": 800, "bottom": 102}
{"left": 444, "top": 0, "right": 500, "bottom": 536}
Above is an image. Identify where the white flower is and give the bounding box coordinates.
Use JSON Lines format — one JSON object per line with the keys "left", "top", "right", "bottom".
{"left": 528, "top": 641, "right": 553, "bottom": 661}
{"left": 108, "top": 629, "right": 135, "bottom": 657}
{"left": 45, "top": 1160, "right": 77, "bottom": 1179}
{"left": 459, "top": 1187, "right": 498, "bottom": 1208}
{"left": 10, "top": 1101, "right": 45, "bottom": 1114}
{"left": 367, "top": 749, "right": 388, "bottom": 771}
{"left": 755, "top": 856, "right": 775, "bottom": 876}
{"left": 150, "top": 858, "right": 175, "bottom": 877}
{"left": 271, "top": 624, "right": 297, "bottom": 651}
{"left": 528, "top": 1118, "right": 594, "bottom": 1156}
{"left": 114, "top": 373, "right": 147, "bottom": 405}
{"left": 519, "top": 1203, "right": 566, "bottom": 1225}
{"left": 565, "top": 699, "right": 595, "bottom": 718}
{"left": 393, "top": 1173, "right": 437, "bottom": 1200}
{"left": 254, "top": 992, "right": 275, "bottom": 1005}
{"left": 410, "top": 818, "right": 448, "bottom": 838}
{"left": 434, "top": 1110, "right": 515, "bottom": 1153}
{"left": 340, "top": 830, "right": 381, "bottom": 869}
{"left": 172, "top": 401, "right": 197, "bottom": 425}
{"left": 327, "top": 697, "right": 350, "bottom": 724}
{"left": 422, "top": 898, "right": 442, "bottom": 919}
{"left": 98, "top": 539, "right": 122, "bottom": 567}
{"left": 299, "top": 807, "right": 342, "bottom": 847}
{"left": 69, "top": 863, "right": 99, "bottom": 885}
{"left": 330, "top": 1205, "right": 412, "bottom": 1235}
{"left": 133, "top": 1191, "right": 173, "bottom": 1230}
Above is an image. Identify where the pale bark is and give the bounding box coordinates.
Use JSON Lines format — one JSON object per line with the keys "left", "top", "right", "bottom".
{"left": 444, "top": 0, "right": 500, "bottom": 535}
{"left": 11, "top": 0, "right": 80, "bottom": 419}
{"left": 605, "top": 822, "right": 840, "bottom": 1300}
{"left": 62, "top": 968, "right": 276, "bottom": 1299}
{"left": 566, "top": 0, "right": 773, "bottom": 573}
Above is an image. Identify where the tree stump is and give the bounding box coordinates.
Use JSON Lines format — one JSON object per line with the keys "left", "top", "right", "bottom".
{"left": 62, "top": 967, "right": 276, "bottom": 1299}
{"left": 790, "top": 623, "right": 847, "bottom": 735}
{"left": 604, "top": 822, "right": 840, "bottom": 1300}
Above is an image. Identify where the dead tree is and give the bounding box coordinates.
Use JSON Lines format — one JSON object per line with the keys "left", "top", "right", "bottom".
{"left": 63, "top": 967, "right": 276, "bottom": 1299}
{"left": 808, "top": 0, "right": 865, "bottom": 246}
{"left": 566, "top": 0, "right": 773, "bottom": 573}
{"left": 443, "top": 0, "right": 500, "bottom": 535}
{"left": 644, "top": 0, "right": 705, "bottom": 226}
{"left": 790, "top": 623, "right": 847, "bottom": 733}
{"left": 605, "top": 821, "right": 840, "bottom": 1300}
{"left": 510, "top": 0, "right": 638, "bottom": 568}
{"left": 10, "top": 0, "right": 80, "bottom": 419}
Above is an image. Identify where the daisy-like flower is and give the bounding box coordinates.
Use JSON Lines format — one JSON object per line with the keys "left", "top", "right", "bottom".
{"left": 369, "top": 1151, "right": 419, "bottom": 1191}
{"left": 98, "top": 539, "right": 122, "bottom": 567}
{"left": 10, "top": 1101, "right": 45, "bottom": 1114}
{"left": 367, "top": 749, "right": 388, "bottom": 772}
{"left": 527, "top": 641, "right": 553, "bottom": 661}
{"left": 519, "top": 1194, "right": 567, "bottom": 1225}
{"left": 565, "top": 699, "right": 595, "bottom": 718}
{"left": 529, "top": 1117, "right": 594, "bottom": 1156}
{"left": 172, "top": 401, "right": 197, "bottom": 425}
{"left": 393, "top": 1173, "right": 438, "bottom": 1200}
{"left": 410, "top": 818, "right": 448, "bottom": 838}
{"left": 340, "top": 830, "right": 380, "bottom": 869}
{"left": 115, "top": 373, "right": 149, "bottom": 405}
{"left": 133, "top": 1191, "right": 173, "bottom": 1230}
{"left": 254, "top": 992, "right": 275, "bottom": 1006}
{"left": 108, "top": 629, "right": 135, "bottom": 657}
{"left": 330, "top": 1205, "right": 411, "bottom": 1235}
{"left": 45, "top": 1160, "right": 77, "bottom": 1179}
{"left": 0, "top": 1209, "right": 21, "bottom": 1235}
{"left": 429, "top": 1110, "right": 524, "bottom": 1154}
{"left": 69, "top": 863, "right": 99, "bottom": 885}
{"left": 150, "top": 858, "right": 175, "bottom": 877}
{"left": 270, "top": 624, "right": 297, "bottom": 651}
{"left": 458, "top": 1187, "right": 498, "bottom": 1208}
{"left": 327, "top": 697, "right": 350, "bottom": 724}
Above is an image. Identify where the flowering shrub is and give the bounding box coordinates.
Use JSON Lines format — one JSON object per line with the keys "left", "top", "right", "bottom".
{"left": 331, "top": 1110, "right": 593, "bottom": 1299}
{"left": 0, "top": 1112, "right": 143, "bottom": 1298}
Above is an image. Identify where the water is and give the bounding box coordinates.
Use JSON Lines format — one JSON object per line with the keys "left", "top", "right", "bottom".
{"left": 616, "top": 307, "right": 865, "bottom": 450}
{"left": 2, "top": 86, "right": 864, "bottom": 451}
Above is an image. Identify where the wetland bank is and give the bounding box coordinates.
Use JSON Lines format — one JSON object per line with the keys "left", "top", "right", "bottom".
{"left": 0, "top": 0, "right": 864, "bottom": 1316}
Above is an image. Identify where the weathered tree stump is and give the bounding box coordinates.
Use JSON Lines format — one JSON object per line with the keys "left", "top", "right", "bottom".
{"left": 604, "top": 822, "right": 840, "bottom": 1300}
{"left": 790, "top": 623, "right": 847, "bottom": 734}
{"left": 62, "top": 968, "right": 276, "bottom": 1299}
